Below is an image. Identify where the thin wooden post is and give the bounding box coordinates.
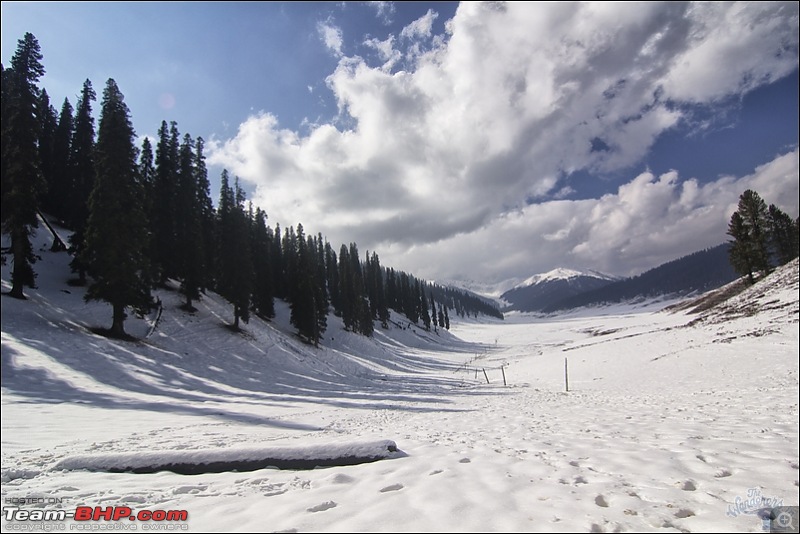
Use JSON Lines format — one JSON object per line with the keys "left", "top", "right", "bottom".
{"left": 482, "top": 368, "right": 490, "bottom": 384}
{"left": 564, "top": 357, "right": 569, "bottom": 392}
{"left": 501, "top": 365, "right": 507, "bottom": 386}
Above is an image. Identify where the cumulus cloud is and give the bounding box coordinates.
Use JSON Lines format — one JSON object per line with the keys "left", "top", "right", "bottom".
{"left": 209, "top": 2, "right": 799, "bottom": 282}
{"left": 405, "top": 149, "right": 799, "bottom": 283}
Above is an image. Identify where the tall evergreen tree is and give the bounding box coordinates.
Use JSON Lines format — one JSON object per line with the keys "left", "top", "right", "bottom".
{"left": 251, "top": 207, "right": 275, "bottom": 319}
{"left": 314, "top": 234, "right": 330, "bottom": 337}
{"left": 290, "top": 225, "right": 323, "bottom": 345}
{"left": 175, "top": 133, "right": 204, "bottom": 310}
{"left": 338, "top": 244, "right": 354, "bottom": 330}
{"left": 371, "top": 252, "right": 390, "bottom": 328}
{"left": 216, "top": 172, "right": 254, "bottom": 329}
{"left": 419, "top": 282, "right": 431, "bottom": 330}
{"left": 82, "top": 79, "right": 152, "bottom": 338}
{"left": 67, "top": 79, "right": 97, "bottom": 284}
{"left": 152, "top": 120, "right": 180, "bottom": 283}
{"left": 47, "top": 98, "right": 74, "bottom": 223}
{"left": 767, "top": 204, "right": 799, "bottom": 266}
{"left": 325, "top": 240, "right": 339, "bottom": 313}
{"left": 282, "top": 225, "right": 297, "bottom": 301}
{"left": 36, "top": 88, "right": 57, "bottom": 216}
{"left": 728, "top": 213, "right": 756, "bottom": 283}
{"left": 429, "top": 294, "right": 438, "bottom": 332}
{"left": 351, "top": 243, "right": 373, "bottom": 336}
{"left": 1, "top": 33, "right": 46, "bottom": 299}
{"left": 272, "top": 222, "right": 285, "bottom": 299}
{"left": 194, "top": 137, "right": 216, "bottom": 291}
{"left": 727, "top": 190, "right": 771, "bottom": 283}
{"left": 137, "top": 137, "right": 158, "bottom": 287}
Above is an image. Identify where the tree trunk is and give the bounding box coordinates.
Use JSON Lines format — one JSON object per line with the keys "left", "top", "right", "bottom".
{"left": 110, "top": 302, "right": 127, "bottom": 338}
{"left": 233, "top": 306, "right": 240, "bottom": 330}
{"left": 9, "top": 231, "right": 27, "bottom": 299}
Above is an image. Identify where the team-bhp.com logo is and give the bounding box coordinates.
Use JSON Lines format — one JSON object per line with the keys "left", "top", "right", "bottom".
{"left": 3, "top": 505, "right": 189, "bottom": 530}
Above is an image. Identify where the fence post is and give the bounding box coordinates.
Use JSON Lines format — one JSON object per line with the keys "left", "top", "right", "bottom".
{"left": 564, "top": 357, "right": 569, "bottom": 392}
{"left": 501, "top": 365, "right": 507, "bottom": 386}
{"left": 482, "top": 368, "right": 490, "bottom": 384}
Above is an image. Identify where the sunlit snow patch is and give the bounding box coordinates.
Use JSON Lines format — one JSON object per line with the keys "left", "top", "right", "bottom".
{"left": 53, "top": 439, "right": 403, "bottom": 475}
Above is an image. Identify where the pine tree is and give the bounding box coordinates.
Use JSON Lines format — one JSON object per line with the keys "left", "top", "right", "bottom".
{"left": 175, "top": 133, "right": 203, "bottom": 310}
{"left": 338, "top": 244, "right": 354, "bottom": 330}
{"left": 351, "top": 243, "right": 373, "bottom": 336}
{"left": 216, "top": 172, "right": 253, "bottom": 329}
{"left": 314, "top": 234, "right": 329, "bottom": 337}
{"left": 429, "top": 294, "right": 438, "bottom": 332}
{"left": 138, "top": 137, "right": 158, "bottom": 287}
{"left": 67, "top": 79, "right": 97, "bottom": 284}
{"left": 767, "top": 204, "right": 799, "bottom": 266}
{"left": 727, "top": 190, "right": 771, "bottom": 283}
{"left": 372, "top": 252, "right": 390, "bottom": 328}
{"left": 194, "top": 137, "right": 216, "bottom": 291}
{"left": 2, "top": 33, "right": 46, "bottom": 299}
{"left": 272, "top": 223, "right": 285, "bottom": 299}
{"left": 82, "top": 79, "right": 152, "bottom": 338}
{"left": 152, "top": 120, "right": 180, "bottom": 283}
{"left": 419, "top": 283, "right": 431, "bottom": 330}
{"left": 47, "top": 98, "right": 74, "bottom": 223}
{"left": 36, "top": 89, "right": 57, "bottom": 217}
{"left": 325, "top": 240, "right": 340, "bottom": 313}
{"left": 251, "top": 207, "right": 275, "bottom": 319}
{"left": 290, "top": 224, "right": 319, "bottom": 344}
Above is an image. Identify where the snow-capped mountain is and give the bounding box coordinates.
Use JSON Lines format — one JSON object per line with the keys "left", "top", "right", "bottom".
{"left": 441, "top": 269, "right": 616, "bottom": 302}
{"left": 500, "top": 268, "right": 618, "bottom": 312}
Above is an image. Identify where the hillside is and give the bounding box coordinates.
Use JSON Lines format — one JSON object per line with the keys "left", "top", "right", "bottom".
{"left": 2, "top": 228, "right": 798, "bottom": 533}
{"left": 544, "top": 243, "right": 738, "bottom": 312}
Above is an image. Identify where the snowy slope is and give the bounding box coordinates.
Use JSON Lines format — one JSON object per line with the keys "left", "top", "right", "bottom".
{"left": 2, "top": 227, "right": 798, "bottom": 533}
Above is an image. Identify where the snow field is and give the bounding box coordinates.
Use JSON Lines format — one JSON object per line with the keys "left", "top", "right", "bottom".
{"left": 2, "top": 230, "right": 798, "bottom": 532}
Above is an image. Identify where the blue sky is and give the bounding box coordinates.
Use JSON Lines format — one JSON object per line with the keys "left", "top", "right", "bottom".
{"left": 3, "top": 2, "right": 798, "bottom": 284}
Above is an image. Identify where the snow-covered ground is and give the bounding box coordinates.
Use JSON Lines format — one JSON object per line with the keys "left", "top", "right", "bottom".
{"left": 2, "top": 226, "right": 798, "bottom": 533}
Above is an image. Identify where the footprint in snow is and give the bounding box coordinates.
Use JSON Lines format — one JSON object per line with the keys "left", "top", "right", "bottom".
{"left": 714, "top": 469, "right": 732, "bottom": 478}
{"left": 459, "top": 458, "right": 471, "bottom": 464}
{"left": 379, "top": 483, "right": 404, "bottom": 493}
{"left": 307, "top": 501, "right": 337, "bottom": 513}
{"left": 681, "top": 480, "right": 697, "bottom": 491}
{"left": 594, "top": 495, "right": 609, "bottom": 508}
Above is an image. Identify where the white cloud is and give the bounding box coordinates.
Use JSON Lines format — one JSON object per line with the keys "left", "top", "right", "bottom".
{"left": 367, "top": 1, "right": 396, "bottom": 25}
{"left": 317, "top": 20, "right": 344, "bottom": 57}
{"left": 364, "top": 35, "right": 401, "bottom": 71}
{"left": 400, "top": 9, "right": 438, "bottom": 40}
{"left": 401, "top": 150, "right": 799, "bottom": 283}
{"left": 209, "top": 2, "right": 799, "bottom": 282}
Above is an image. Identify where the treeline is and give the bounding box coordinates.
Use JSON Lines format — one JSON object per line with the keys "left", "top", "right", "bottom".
{"left": 1, "top": 32, "right": 502, "bottom": 342}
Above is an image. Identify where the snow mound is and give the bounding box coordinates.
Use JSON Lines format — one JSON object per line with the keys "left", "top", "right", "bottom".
{"left": 53, "top": 440, "right": 402, "bottom": 474}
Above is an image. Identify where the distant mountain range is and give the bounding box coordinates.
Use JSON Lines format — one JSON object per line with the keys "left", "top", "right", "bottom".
{"left": 494, "top": 243, "right": 738, "bottom": 314}
{"left": 500, "top": 269, "right": 618, "bottom": 312}
{"left": 543, "top": 243, "right": 737, "bottom": 312}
